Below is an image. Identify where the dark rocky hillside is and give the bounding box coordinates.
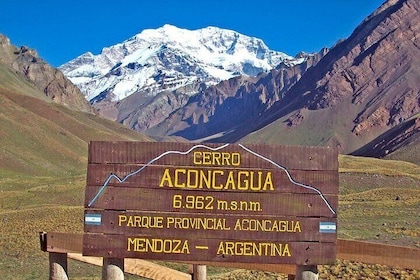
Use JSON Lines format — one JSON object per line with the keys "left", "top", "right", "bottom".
{"left": 0, "top": 34, "right": 93, "bottom": 113}
{"left": 144, "top": 51, "right": 325, "bottom": 141}
{"left": 0, "top": 35, "right": 152, "bottom": 176}
{"left": 141, "top": 0, "right": 420, "bottom": 159}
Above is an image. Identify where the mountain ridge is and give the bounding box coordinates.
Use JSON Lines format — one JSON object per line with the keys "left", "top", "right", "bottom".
{"left": 236, "top": 0, "right": 419, "bottom": 159}
{"left": 60, "top": 24, "right": 308, "bottom": 103}
{"left": 102, "top": 0, "right": 418, "bottom": 161}
{"left": 0, "top": 35, "right": 153, "bottom": 177}
{"left": 56, "top": 0, "right": 419, "bottom": 164}
{"left": 0, "top": 34, "right": 93, "bottom": 113}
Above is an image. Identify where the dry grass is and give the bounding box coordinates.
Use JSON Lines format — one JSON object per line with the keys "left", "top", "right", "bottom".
{"left": 207, "top": 262, "right": 420, "bottom": 280}
{"left": 0, "top": 155, "right": 419, "bottom": 279}
{"left": 0, "top": 83, "right": 418, "bottom": 278}
{"left": 339, "top": 154, "right": 420, "bottom": 180}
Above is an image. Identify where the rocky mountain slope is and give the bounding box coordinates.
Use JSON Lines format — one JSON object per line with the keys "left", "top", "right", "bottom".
{"left": 143, "top": 50, "right": 326, "bottom": 140}
{"left": 239, "top": 0, "right": 420, "bottom": 156}
{"left": 0, "top": 35, "right": 152, "bottom": 176}
{"left": 58, "top": 0, "right": 419, "bottom": 163}
{"left": 351, "top": 113, "right": 419, "bottom": 159}
{"left": 140, "top": 0, "right": 419, "bottom": 161}
{"left": 0, "top": 34, "right": 93, "bottom": 113}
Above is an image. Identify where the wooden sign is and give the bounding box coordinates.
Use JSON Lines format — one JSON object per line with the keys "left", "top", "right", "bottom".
{"left": 83, "top": 142, "right": 338, "bottom": 265}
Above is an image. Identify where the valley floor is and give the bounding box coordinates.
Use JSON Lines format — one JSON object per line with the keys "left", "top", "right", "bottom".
{"left": 0, "top": 161, "right": 419, "bottom": 279}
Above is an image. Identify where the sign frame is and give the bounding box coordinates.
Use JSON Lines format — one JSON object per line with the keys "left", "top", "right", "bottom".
{"left": 83, "top": 141, "right": 338, "bottom": 265}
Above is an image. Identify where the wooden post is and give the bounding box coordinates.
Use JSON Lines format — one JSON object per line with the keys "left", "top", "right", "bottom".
{"left": 295, "top": 265, "right": 318, "bottom": 280}
{"left": 102, "top": 258, "right": 124, "bottom": 280}
{"left": 188, "top": 264, "right": 193, "bottom": 276}
{"left": 192, "top": 264, "right": 206, "bottom": 280}
{"left": 49, "top": 252, "right": 68, "bottom": 280}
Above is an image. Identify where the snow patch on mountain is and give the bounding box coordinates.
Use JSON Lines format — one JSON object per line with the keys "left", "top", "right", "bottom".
{"left": 60, "top": 24, "right": 306, "bottom": 102}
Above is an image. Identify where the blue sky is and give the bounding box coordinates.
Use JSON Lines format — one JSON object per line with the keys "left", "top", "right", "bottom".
{"left": 0, "top": 0, "right": 385, "bottom": 67}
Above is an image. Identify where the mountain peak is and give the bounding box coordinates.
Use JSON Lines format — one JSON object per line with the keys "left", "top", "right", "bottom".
{"left": 60, "top": 25, "right": 304, "bottom": 102}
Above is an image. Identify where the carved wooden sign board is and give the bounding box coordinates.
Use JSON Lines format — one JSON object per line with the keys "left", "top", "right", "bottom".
{"left": 83, "top": 141, "right": 338, "bottom": 265}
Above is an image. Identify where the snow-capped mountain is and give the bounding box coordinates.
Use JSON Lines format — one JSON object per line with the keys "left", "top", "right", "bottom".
{"left": 60, "top": 24, "right": 305, "bottom": 102}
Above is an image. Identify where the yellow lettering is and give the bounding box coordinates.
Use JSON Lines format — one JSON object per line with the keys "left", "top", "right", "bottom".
{"left": 127, "top": 216, "right": 136, "bottom": 227}
{"left": 283, "top": 243, "right": 291, "bottom": 256}
{"left": 216, "top": 242, "right": 224, "bottom": 255}
{"left": 213, "top": 152, "right": 221, "bottom": 165}
{"left": 159, "top": 169, "right": 173, "bottom": 187}
{"left": 118, "top": 215, "right": 164, "bottom": 228}
{"left": 212, "top": 170, "right": 224, "bottom": 189}
{"left": 127, "top": 238, "right": 190, "bottom": 254}
{"left": 193, "top": 152, "right": 241, "bottom": 166}
{"left": 127, "top": 237, "right": 137, "bottom": 251}
{"left": 165, "top": 217, "right": 230, "bottom": 230}
{"left": 186, "top": 169, "right": 199, "bottom": 188}
{"left": 174, "top": 169, "right": 186, "bottom": 188}
{"left": 193, "top": 151, "right": 201, "bottom": 165}
{"left": 233, "top": 219, "right": 302, "bottom": 232}
{"left": 221, "top": 153, "right": 230, "bottom": 165}
{"left": 118, "top": 215, "right": 127, "bottom": 226}
{"left": 264, "top": 172, "right": 274, "bottom": 190}
{"left": 224, "top": 171, "right": 236, "bottom": 190}
{"left": 167, "top": 217, "right": 174, "bottom": 228}
{"left": 226, "top": 241, "right": 234, "bottom": 255}
{"left": 231, "top": 153, "right": 240, "bottom": 166}
{"left": 237, "top": 171, "right": 248, "bottom": 190}
{"left": 202, "top": 152, "right": 211, "bottom": 164}
{"left": 234, "top": 219, "right": 242, "bottom": 230}
{"left": 160, "top": 168, "right": 274, "bottom": 191}
{"left": 217, "top": 241, "right": 292, "bottom": 257}
{"left": 200, "top": 170, "right": 211, "bottom": 188}
{"left": 295, "top": 221, "right": 301, "bottom": 232}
